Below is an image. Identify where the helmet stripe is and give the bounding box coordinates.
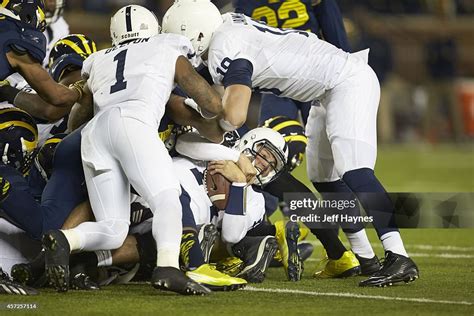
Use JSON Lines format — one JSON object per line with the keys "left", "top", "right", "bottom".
{"left": 0, "top": 121, "right": 38, "bottom": 139}
{"left": 76, "top": 34, "right": 92, "bottom": 55}
{"left": 272, "top": 120, "right": 302, "bottom": 132}
{"left": 43, "top": 137, "right": 62, "bottom": 145}
{"left": 1, "top": 0, "right": 10, "bottom": 8}
{"left": 55, "top": 39, "right": 86, "bottom": 57}
{"left": 125, "top": 6, "right": 132, "bottom": 32}
{"left": 284, "top": 135, "right": 308, "bottom": 144}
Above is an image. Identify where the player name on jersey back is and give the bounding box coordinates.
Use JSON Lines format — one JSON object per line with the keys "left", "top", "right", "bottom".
{"left": 82, "top": 34, "right": 197, "bottom": 126}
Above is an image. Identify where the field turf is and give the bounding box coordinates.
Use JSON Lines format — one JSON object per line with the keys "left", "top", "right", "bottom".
{"left": 1, "top": 145, "right": 473, "bottom": 315}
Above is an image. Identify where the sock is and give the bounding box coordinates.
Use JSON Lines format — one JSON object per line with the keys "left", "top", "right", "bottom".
{"left": 95, "top": 250, "right": 113, "bottom": 267}
{"left": 342, "top": 168, "right": 399, "bottom": 237}
{"left": 180, "top": 229, "right": 205, "bottom": 270}
{"left": 310, "top": 228, "right": 346, "bottom": 260}
{"left": 380, "top": 231, "right": 408, "bottom": 257}
{"left": 346, "top": 230, "right": 375, "bottom": 259}
{"left": 313, "top": 180, "right": 365, "bottom": 233}
{"left": 61, "top": 229, "right": 82, "bottom": 252}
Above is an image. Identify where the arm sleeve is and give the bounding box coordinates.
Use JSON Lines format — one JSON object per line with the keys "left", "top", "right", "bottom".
{"left": 313, "top": 0, "right": 351, "bottom": 52}
{"left": 222, "top": 58, "right": 253, "bottom": 88}
{"left": 175, "top": 132, "right": 240, "bottom": 162}
{"left": 221, "top": 186, "right": 266, "bottom": 244}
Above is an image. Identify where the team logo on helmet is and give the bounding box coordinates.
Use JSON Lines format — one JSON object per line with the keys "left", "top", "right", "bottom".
{"left": 0, "top": 107, "right": 39, "bottom": 175}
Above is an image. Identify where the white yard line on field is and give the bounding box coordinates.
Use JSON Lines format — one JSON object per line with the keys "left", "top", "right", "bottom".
{"left": 306, "top": 241, "right": 474, "bottom": 253}
{"left": 244, "top": 286, "right": 473, "bottom": 306}
{"left": 305, "top": 251, "right": 474, "bottom": 261}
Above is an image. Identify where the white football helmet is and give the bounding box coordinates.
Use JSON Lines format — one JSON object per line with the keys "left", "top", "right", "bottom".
{"left": 110, "top": 5, "right": 160, "bottom": 47}
{"left": 162, "top": 0, "right": 222, "bottom": 56}
{"left": 236, "top": 127, "right": 289, "bottom": 186}
{"left": 45, "top": 0, "right": 65, "bottom": 25}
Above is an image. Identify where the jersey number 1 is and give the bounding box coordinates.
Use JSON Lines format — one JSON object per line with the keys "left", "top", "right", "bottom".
{"left": 110, "top": 49, "right": 128, "bottom": 94}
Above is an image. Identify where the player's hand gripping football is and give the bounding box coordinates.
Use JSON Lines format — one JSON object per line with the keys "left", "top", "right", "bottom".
{"left": 207, "top": 160, "right": 247, "bottom": 183}
{"left": 236, "top": 153, "right": 257, "bottom": 184}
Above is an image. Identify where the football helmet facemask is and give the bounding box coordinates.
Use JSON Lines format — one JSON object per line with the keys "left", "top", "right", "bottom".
{"left": 236, "top": 127, "right": 288, "bottom": 186}
{"left": 44, "top": 0, "right": 65, "bottom": 25}
{"left": 34, "top": 133, "right": 66, "bottom": 180}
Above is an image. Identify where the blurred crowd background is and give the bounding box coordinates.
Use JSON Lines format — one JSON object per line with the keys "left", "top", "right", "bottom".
{"left": 63, "top": 0, "right": 474, "bottom": 144}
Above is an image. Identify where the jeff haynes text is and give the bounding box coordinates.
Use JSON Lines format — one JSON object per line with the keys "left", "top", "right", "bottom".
{"left": 290, "top": 214, "right": 374, "bottom": 224}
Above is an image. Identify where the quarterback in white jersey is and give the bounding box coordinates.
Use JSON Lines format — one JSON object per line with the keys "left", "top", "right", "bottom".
{"left": 42, "top": 5, "right": 222, "bottom": 295}
{"left": 162, "top": 0, "right": 419, "bottom": 288}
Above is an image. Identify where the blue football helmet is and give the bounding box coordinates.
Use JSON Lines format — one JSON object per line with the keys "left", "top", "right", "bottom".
{"left": 0, "top": 0, "right": 47, "bottom": 32}
{"left": 48, "top": 34, "right": 97, "bottom": 81}
{"left": 0, "top": 107, "right": 39, "bottom": 175}
{"left": 261, "top": 116, "right": 307, "bottom": 171}
{"left": 34, "top": 132, "right": 66, "bottom": 180}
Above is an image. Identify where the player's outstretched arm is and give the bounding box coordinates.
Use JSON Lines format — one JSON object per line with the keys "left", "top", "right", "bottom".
{"left": 166, "top": 94, "right": 224, "bottom": 143}
{"left": 220, "top": 84, "right": 252, "bottom": 131}
{"left": 6, "top": 51, "right": 80, "bottom": 108}
{"left": 174, "top": 56, "right": 223, "bottom": 117}
{"left": 67, "top": 83, "right": 94, "bottom": 132}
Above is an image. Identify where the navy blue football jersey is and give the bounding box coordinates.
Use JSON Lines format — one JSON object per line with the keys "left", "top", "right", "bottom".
{"left": 0, "top": 15, "right": 47, "bottom": 79}
{"left": 233, "top": 0, "right": 350, "bottom": 51}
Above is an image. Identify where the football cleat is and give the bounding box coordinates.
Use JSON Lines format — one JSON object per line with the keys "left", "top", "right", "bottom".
{"left": 274, "top": 220, "right": 303, "bottom": 281}
{"left": 270, "top": 242, "right": 314, "bottom": 267}
{"left": 0, "top": 268, "right": 38, "bottom": 295}
{"left": 42, "top": 230, "right": 70, "bottom": 292}
{"left": 11, "top": 250, "right": 46, "bottom": 287}
{"left": 359, "top": 251, "right": 419, "bottom": 287}
{"left": 198, "top": 223, "right": 219, "bottom": 263}
{"left": 232, "top": 236, "right": 278, "bottom": 283}
{"left": 70, "top": 273, "right": 100, "bottom": 291}
{"left": 313, "top": 251, "right": 361, "bottom": 279}
{"left": 356, "top": 254, "right": 382, "bottom": 276}
{"left": 152, "top": 266, "right": 211, "bottom": 295}
{"left": 186, "top": 264, "right": 247, "bottom": 291}
{"left": 215, "top": 257, "right": 243, "bottom": 277}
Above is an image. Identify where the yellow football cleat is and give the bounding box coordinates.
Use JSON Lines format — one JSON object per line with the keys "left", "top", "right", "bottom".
{"left": 313, "top": 250, "right": 361, "bottom": 278}
{"left": 274, "top": 220, "right": 303, "bottom": 281}
{"left": 186, "top": 264, "right": 247, "bottom": 291}
{"left": 215, "top": 257, "right": 243, "bottom": 277}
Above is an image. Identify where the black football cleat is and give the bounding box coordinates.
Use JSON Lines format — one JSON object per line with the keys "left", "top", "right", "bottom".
{"left": 70, "top": 273, "right": 100, "bottom": 291}
{"left": 359, "top": 251, "right": 419, "bottom": 287}
{"left": 232, "top": 236, "right": 278, "bottom": 283}
{"left": 198, "top": 223, "right": 219, "bottom": 263}
{"left": 270, "top": 242, "right": 314, "bottom": 267}
{"left": 152, "top": 266, "right": 211, "bottom": 295}
{"left": 356, "top": 254, "right": 382, "bottom": 276}
{"left": 42, "top": 230, "right": 71, "bottom": 292}
{"left": 0, "top": 267, "right": 38, "bottom": 295}
{"left": 11, "top": 250, "right": 46, "bottom": 287}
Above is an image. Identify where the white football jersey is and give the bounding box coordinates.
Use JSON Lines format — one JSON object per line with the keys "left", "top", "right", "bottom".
{"left": 82, "top": 34, "right": 198, "bottom": 126}
{"left": 208, "top": 13, "right": 364, "bottom": 102}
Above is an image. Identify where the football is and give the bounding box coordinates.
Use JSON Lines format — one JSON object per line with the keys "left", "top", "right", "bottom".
{"left": 204, "top": 169, "right": 231, "bottom": 210}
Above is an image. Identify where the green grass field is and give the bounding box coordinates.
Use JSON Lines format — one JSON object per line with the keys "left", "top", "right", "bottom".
{"left": 1, "top": 145, "right": 473, "bottom": 315}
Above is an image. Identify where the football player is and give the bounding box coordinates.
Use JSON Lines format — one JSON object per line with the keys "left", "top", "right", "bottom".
{"left": 162, "top": 1, "right": 419, "bottom": 287}
{"left": 42, "top": 5, "right": 221, "bottom": 295}
{"left": 234, "top": 0, "right": 350, "bottom": 125}
{"left": 0, "top": 107, "right": 40, "bottom": 295}
{"left": 0, "top": 0, "right": 81, "bottom": 111}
